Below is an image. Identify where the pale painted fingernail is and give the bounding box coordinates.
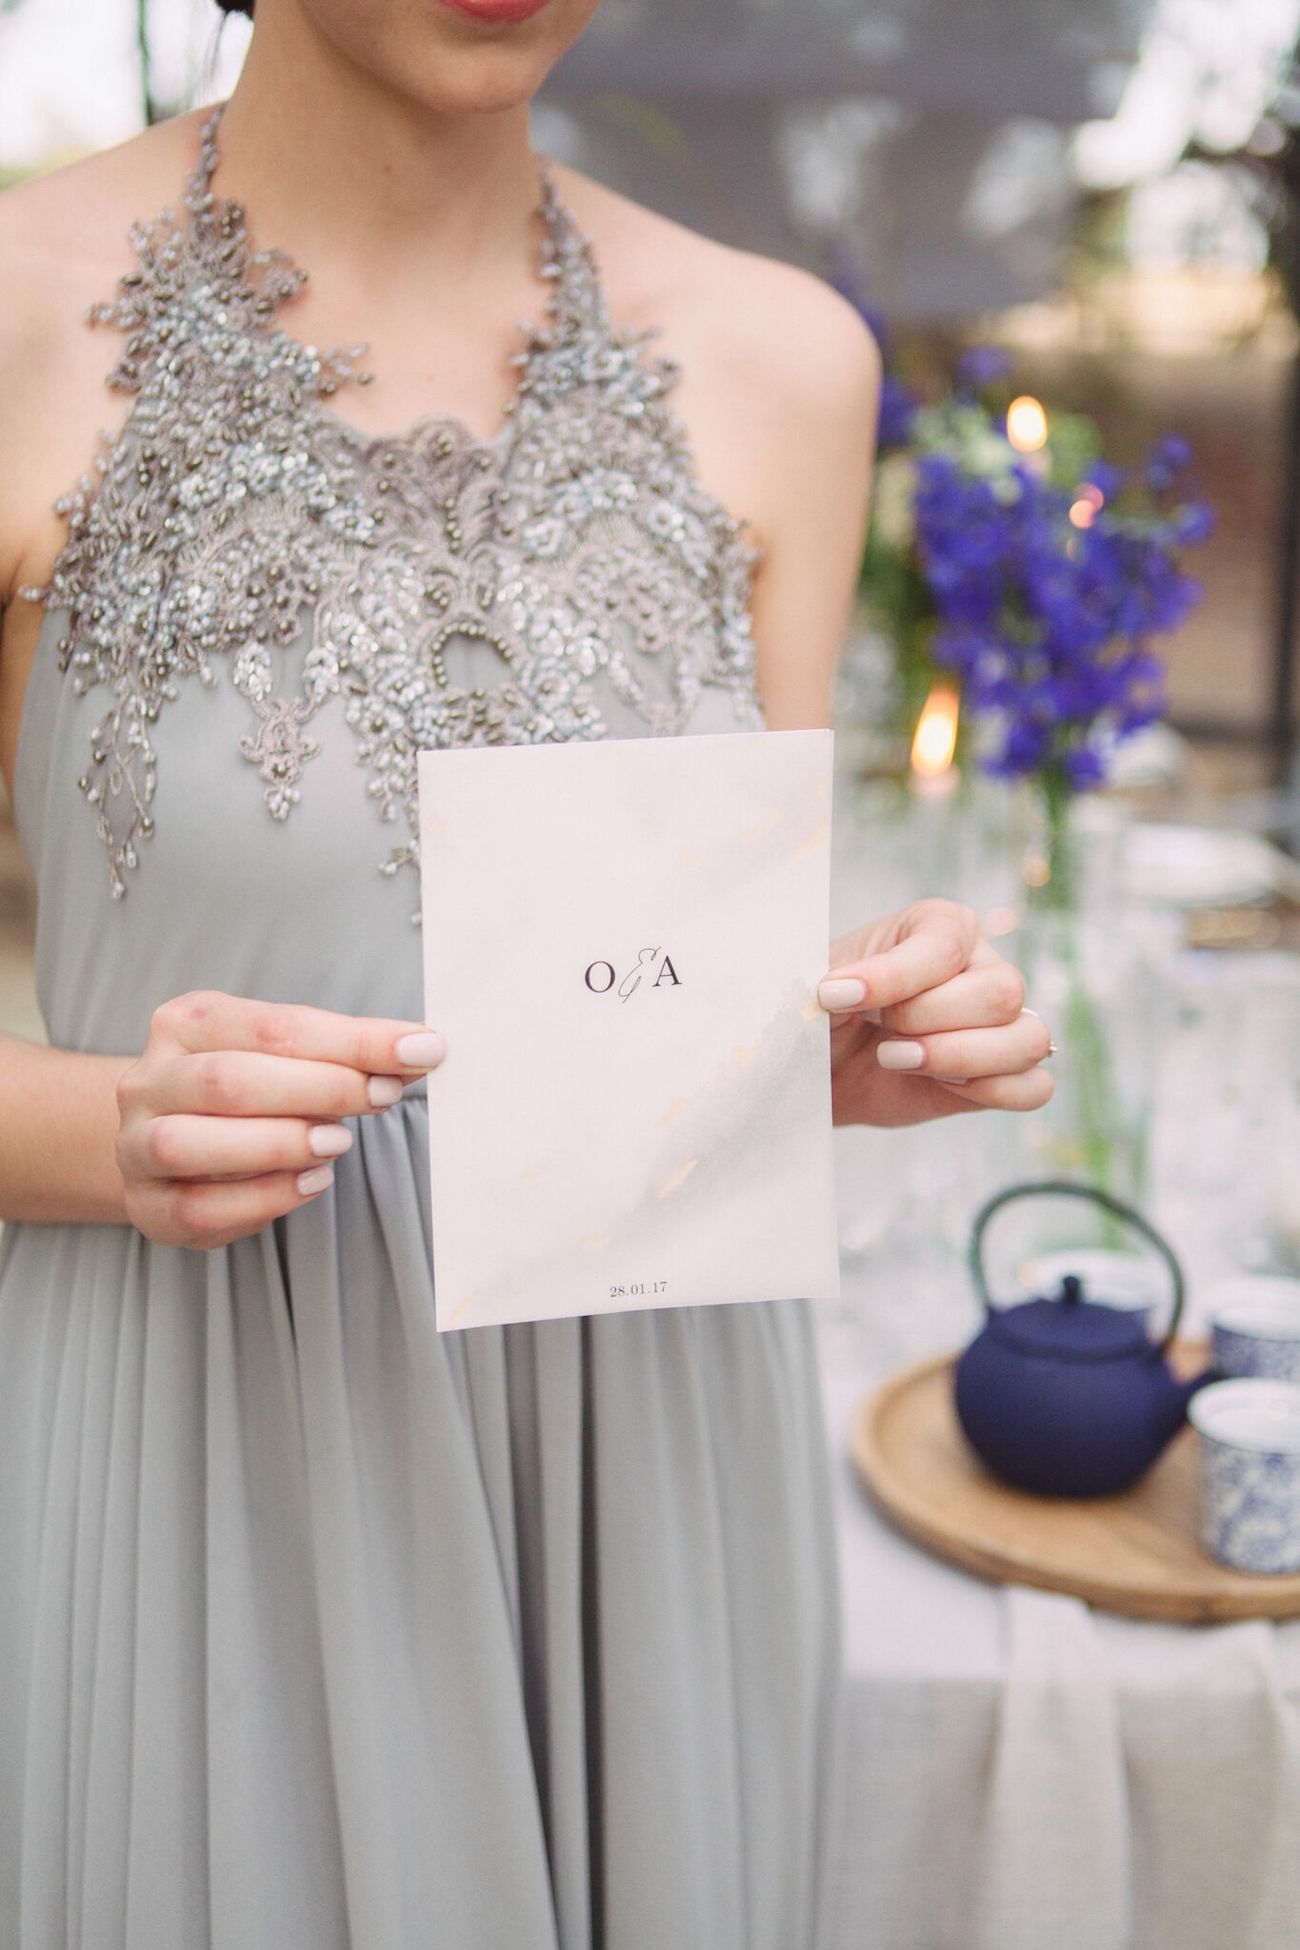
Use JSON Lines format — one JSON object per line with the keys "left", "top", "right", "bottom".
{"left": 818, "top": 977, "right": 867, "bottom": 1011}
{"left": 297, "top": 1164, "right": 335, "bottom": 1196}
{"left": 394, "top": 1030, "right": 446, "bottom": 1069}
{"left": 877, "top": 1039, "right": 926, "bottom": 1070}
{"left": 308, "top": 1124, "right": 353, "bottom": 1158}
{"left": 367, "top": 1074, "right": 405, "bottom": 1107}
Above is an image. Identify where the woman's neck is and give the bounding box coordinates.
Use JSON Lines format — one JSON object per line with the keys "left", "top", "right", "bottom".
{"left": 212, "top": 14, "right": 540, "bottom": 305}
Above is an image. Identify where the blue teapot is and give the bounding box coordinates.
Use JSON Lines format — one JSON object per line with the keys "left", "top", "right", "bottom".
{"left": 954, "top": 1178, "right": 1214, "bottom": 1498}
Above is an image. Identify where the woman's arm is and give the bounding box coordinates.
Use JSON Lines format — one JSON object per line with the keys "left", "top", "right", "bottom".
{"left": 0, "top": 218, "right": 132, "bottom": 1223}
{"left": 0, "top": 1036, "right": 135, "bottom": 1224}
{"left": 733, "top": 266, "right": 882, "bottom": 731}
{"left": 0, "top": 202, "right": 411, "bottom": 1236}
{"left": 725, "top": 259, "right": 1052, "bottom": 1128}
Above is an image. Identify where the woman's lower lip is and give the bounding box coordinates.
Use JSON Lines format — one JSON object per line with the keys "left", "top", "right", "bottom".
{"left": 438, "top": 0, "right": 550, "bottom": 21}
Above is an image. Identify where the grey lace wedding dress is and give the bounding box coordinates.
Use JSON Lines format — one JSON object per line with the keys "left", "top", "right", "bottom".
{"left": 0, "top": 100, "right": 843, "bottom": 1950}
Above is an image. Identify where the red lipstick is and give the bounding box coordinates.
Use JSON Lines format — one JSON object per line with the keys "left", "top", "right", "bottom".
{"left": 438, "top": 0, "right": 551, "bottom": 21}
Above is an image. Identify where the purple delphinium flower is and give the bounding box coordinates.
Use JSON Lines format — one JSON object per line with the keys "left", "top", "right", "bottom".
{"left": 1085, "top": 461, "right": 1124, "bottom": 505}
{"left": 1062, "top": 746, "right": 1108, "bottom": 788}
{"left": 1169, "top": 499, "right": 1215, "bottom": 545}
{"left": 913, "top": 446, "right": 1207, "bottom": 787}
{"left": 1146, "top": 433, "right": 1193, "bottom": 493}
{"left": 878, "top": 372, "right": 919, "bottom": 450}
{"left": 955, "top": 344, "right": 1013, "bottom": 394}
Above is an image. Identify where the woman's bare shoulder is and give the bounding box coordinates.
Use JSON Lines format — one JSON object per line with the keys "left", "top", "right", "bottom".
{"left": 547, "top": 159, "right": 881, "bottom": 567}
{"left": 546, "top": 158, "right": 882, "bottom": 420}
{"left": 0, "top": 104, "right": 210, "bottom": 303}
{"left": 0, "top": 107, "right": 210, "bottom": 597}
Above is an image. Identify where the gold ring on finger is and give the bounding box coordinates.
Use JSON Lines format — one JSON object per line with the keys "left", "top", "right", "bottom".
{"left": 1020, "top": 1007, "right": 1056, "bottom": 1060}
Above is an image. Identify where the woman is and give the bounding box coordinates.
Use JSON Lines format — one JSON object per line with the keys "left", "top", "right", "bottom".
{"left": 0, "top": 3, "right": 1054, "bottom": 1944}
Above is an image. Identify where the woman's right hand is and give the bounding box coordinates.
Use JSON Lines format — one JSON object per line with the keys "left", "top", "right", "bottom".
{"left": 114, "top": 989, "right": 446, "bottom": 1249}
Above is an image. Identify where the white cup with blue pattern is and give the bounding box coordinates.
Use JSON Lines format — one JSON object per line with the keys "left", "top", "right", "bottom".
{"left": 1189, "top": 1378, "right": 1300, "bottom": 1574}
{"left": 1206, "top": 1275, "right": 1300, "bottom": 1385}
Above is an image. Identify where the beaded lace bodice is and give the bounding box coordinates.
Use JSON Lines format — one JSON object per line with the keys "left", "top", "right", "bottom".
{"left": 20, "top": 100, "right": 765, "bottom": 925}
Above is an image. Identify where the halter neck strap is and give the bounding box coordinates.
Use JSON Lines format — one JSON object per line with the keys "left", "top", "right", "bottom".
{"left": 181, "top": 97, "right": 605, "bottom": 346}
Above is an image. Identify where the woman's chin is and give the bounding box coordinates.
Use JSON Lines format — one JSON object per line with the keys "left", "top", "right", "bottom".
{"left": 301, "top": 0, "right": 603, "bottom": 113}
{"left": 393, "top": 56, "right": 553, "bottom": 115}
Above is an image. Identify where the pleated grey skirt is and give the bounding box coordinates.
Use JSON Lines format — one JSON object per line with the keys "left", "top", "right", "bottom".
{"left": 0, "top": 1079, "right": 844, "bottom": 1948}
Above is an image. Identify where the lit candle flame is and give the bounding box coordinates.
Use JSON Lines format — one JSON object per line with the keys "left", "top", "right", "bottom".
{"left": 911, "top": 684, "right": 960, "bottom": 777}
{"left": 1006, "top": 395, "right": 1048, "bottom": 454}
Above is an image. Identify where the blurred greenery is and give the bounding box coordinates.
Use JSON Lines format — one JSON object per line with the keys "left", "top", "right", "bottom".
{"left": 0, "top": 0, "right": 167, "bottom": 126}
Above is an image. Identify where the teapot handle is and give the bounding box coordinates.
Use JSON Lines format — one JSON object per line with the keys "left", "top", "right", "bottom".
{"left": 968, "top": 1176, "right": 1186, "bottom": 1353}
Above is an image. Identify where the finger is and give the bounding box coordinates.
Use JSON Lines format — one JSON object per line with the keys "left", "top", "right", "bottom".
{"left": 143, "top": 1163, "right": 337, "bottom": 1248}
{"left": 819, "top": 902, "right": 978, "bottom": 1012}
{"left": 150, "top": 1050, "right": 415, "bottom": 1119}
{"left": 875, "top": 1009, "right": 1052, "bottom": 1079}
{"left": 879, "top": 957, "right": 1027, "bottom": 1036}
{"left": 154, "top": 990, "right": 445, "bottom": 1076}
{"left": 929, "top": 1066, "right": 1056, "bottom": 1112}
{"left": 123, "top": 1112, "right": 356, "bottom": 1182}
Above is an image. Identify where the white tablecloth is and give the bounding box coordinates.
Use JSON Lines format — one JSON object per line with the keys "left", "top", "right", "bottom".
{"left": 815, "top": 780, "right": 1300, "bottom": 1950}
{"left": 814, "top": 1284, "right": 1300, "bottom": 1950}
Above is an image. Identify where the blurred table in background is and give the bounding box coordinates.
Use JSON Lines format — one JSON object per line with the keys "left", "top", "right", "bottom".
{"left": 815, "top": 757, "right": 1300, "bottom": 1950}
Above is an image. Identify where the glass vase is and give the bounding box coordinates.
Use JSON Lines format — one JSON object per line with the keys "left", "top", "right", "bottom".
{"left": 1013, "top": 779, "right": 1163, "bottom": 1242}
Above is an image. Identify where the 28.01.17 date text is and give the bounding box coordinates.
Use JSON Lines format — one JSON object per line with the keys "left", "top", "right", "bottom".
{"left": 609, "top": 1280, "right": 669, "bottom": 1300}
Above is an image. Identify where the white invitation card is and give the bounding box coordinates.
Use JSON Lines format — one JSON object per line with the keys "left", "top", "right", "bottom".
{"left": 416, "top": 729, "right": 841, "bottom": 1332}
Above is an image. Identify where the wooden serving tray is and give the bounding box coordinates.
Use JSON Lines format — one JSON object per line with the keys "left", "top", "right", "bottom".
{"left": 851, "top": 1343, "right": 1300, "bottom": 1623}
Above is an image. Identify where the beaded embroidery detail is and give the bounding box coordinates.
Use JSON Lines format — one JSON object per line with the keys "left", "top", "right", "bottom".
{"left": 20, "top": 99, "right": 764, "bottom": 923}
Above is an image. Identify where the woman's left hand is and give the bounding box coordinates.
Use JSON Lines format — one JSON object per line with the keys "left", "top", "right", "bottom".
{"left": 818, "top": 897, "right": 1056, "bottom": 1127}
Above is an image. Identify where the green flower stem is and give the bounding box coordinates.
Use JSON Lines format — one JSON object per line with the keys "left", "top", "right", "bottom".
{"left": 1034, "top": 775, "right": 1132, "bottom": 1247}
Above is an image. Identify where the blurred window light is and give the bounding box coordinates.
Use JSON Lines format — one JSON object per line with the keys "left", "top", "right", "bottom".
{"left": 1073, "top": 36, "right": 1199, "bottom": 186}
{"left": 0, "top": 0, "right": 249, "bottom": 165}
{"left": 1072, "top": 0, "right": 1300, "bottom": 190}
{"left": 778, "top": 98, "right": 908, "bottom": 233}
{"left": 961, "top": 119, "right": 1069, "bottom": 240}
{"left": 1127, "top": 158, "right": 1270, "bottom": 270}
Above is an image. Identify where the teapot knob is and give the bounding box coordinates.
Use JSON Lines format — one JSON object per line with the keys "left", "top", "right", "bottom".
{"left": 970, "top": 1176, "right": 1186, "bottom": 1354}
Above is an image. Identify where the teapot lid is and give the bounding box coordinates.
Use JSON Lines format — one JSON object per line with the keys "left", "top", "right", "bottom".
{"left": 969, "top": 1178, "right": 1186, "bottom": 1356}
{"left": 988, "top": 1275, "right": 1152, "bottom": 1362}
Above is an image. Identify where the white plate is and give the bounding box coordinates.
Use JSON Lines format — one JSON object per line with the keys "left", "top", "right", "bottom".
{"left": 1121, "top": 823, "right": 1282, "bottom": 908}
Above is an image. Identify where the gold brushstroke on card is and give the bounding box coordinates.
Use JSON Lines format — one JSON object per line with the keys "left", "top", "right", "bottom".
{"left": 657, "top": 1157, "right": 699, "bottom": 1198}
{"left": 739, "top": 803, "right": 780, "bottom": 844}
